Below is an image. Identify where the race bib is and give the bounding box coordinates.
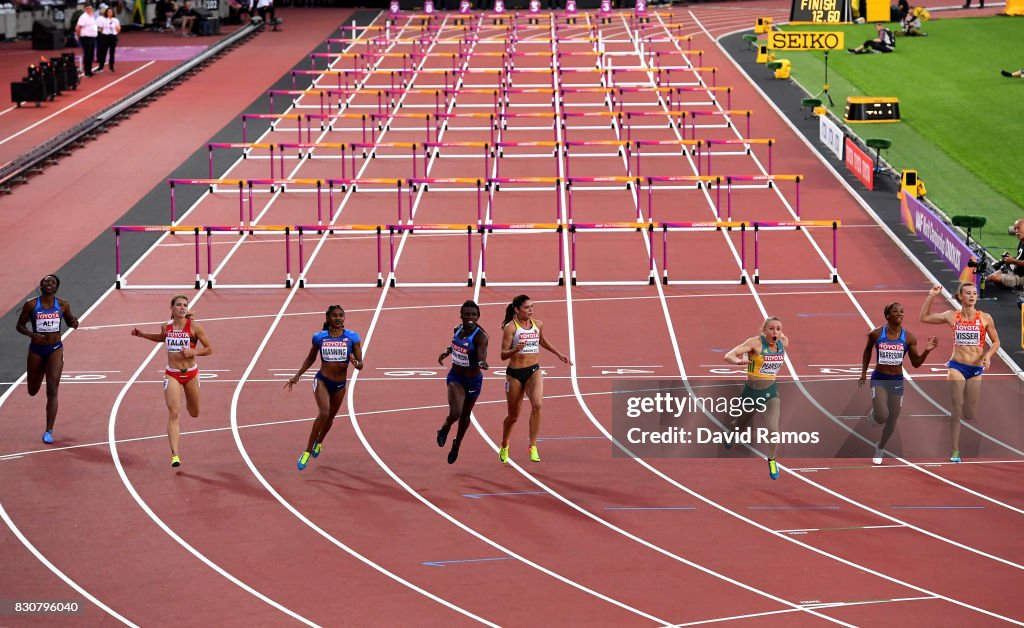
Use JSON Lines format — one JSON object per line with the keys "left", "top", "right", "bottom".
{"left": 34, "top": 310, "right": 60, "bottom": 334}
{"left": 321, "top": 339, "right": 350, "bottom": 362}
{"left": 452, "top": 343, "right": 470, "bottom": 367}
{"left": 954, "top": 324, "right": 981, "bottom": 346}
{"left": 758, "top": 353, "right": 784, "bottom": 376}
{"left": 877, "top": 342, "right": 904, "bottom": 366}
{"left": 166, "top": 331, "right": 190, "bottom": 353}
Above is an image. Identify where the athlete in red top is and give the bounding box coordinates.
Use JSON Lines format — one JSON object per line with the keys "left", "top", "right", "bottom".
{"left": 131, "top": 294, "right": 213, "bottom": 467}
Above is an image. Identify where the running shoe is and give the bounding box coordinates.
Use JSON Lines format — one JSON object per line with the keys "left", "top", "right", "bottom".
{"left": 171, "top": 455, "right": 181, "bottom": 468}
{"left": 872, "top": 447, "right": 884, "bottom": 465}
{"left": 298, "top": 451, "right": 311, "bottom": 470}
{"left": 311, "top": 442, "right": 322, "bottom": 459}
{"left": 448, "top": 441, "right": 460, "bottom": 465}
{"left": 498, "top": 446, "right": 509, "bottom": 464}
{"left": 950, "top": 450, "right": 962, "bottom": 463}
{"left": 437, "top": 423, "right": 451, "bottom": 447}
{"left": 528, "top": 445, "right": 540, "bottom": 462}
{"left": 767, "top": 458, "right": 779, "bottom": 480}
{"left": 42, "top": 431, "right": 53, "bottom": 444}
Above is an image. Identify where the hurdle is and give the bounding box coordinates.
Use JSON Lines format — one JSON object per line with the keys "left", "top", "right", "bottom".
{"left": 267, "top": 89, "right": 328, "bottom": 117}
{"left": 682, "top": 110, "right": 752, "bottom": 141}
{"left": 371, "top": 112, "right": 439, "bottom": 145}
{"left": 245, "top": 179, "right": 326, "bottom": 225}
{"left": 563, "top": 141, "right": 632, "bottom": 179}
{"left": 566, "top": 176, "right": 641, "bottom": 223}
{"left": 751, "top": 220, "right": 839, "bottom": 284}
{"left": 276, "top": 143, "right": 347, "bottom": 179}
{"left": 348, "top": 142, "right": 422, "bottom": 179}
{"left": 633, "top": 139, "right": 702, "bottom": 179}
{"left": 386, "top": 224, "right": 476, "bottom": 287}
{"left": 569, "top": 222, "right": 655, "bottom": 285}
{"left": 493, "top": 139, "right": 560, "bottom": 176}
{"left": 725, "top": 175, "right": 803, "bottom": 220}
{"left": 206, "top": 143, "right": 275, "bottom": 179}
{"left": 168, "top": 179, "right": 245, "bottom": 224}
{"left": 421, "top": 141, "right": 491, "bottom": 178}
{"left": 705, "top": 139, "right": 775, "bottom": 175}
{"left": 325, "top": 178, "right": 405, "bottom": 223}
{"left": 295, "top": 224, "right": 384, "bottom": 288}
{"left": 204, "top": 225, "right": 296, "bottom": 288}
{"left": 112, "top": 225, "right": 203, "bottom": 289}
{"left": 658, "top": 221, "right": 749, "bottom": 285}
{"left": 672, "top": 86, "right": 732, "bottom": 113}
{"left": 478, "top": 223, "right": 565, "bottom": 287}
{"left": 644, "top": 175, "right": 720, "bottom": 220}
{"left": 408, "top": 177, "right": 486, "bottom": 224}
{"left": 241, "top": 113, "right": 309, "bottom": 145}
{"left": 485, "top": 177, "right": 562, "bottom": 224}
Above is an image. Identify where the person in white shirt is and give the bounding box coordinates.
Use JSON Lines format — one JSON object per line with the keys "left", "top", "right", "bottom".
{"left": 75, "top": 3, "right": 98, "bottom": 77}
{"left": 96, "top": 6, "right": 121, "bottom": 72}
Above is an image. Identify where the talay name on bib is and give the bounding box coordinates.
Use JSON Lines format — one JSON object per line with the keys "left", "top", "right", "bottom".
{"left": 166, "top": 332, "right": 191, "bottom": 352}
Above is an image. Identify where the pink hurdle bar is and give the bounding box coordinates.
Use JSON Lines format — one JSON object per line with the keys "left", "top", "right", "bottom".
{"left": 168, "top": 179, "right": 244, "bottom": 224}
{"left": 207, "top": 144, "right": 275, "bottom": 179}
{"left": 113, "top": 226, "right": 202, "bottom": 289}
{"left": 478, "top": 223, "right": 565, "bottom": 287}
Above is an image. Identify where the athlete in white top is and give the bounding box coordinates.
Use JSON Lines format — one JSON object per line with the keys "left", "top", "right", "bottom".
{"left": 497, "top": 295, "right": 571, "bottom": 464}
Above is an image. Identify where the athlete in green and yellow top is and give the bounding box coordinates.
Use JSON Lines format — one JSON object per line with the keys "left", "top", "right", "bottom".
{"left": 723, "top": 316, "right": 789, "bottom": 480}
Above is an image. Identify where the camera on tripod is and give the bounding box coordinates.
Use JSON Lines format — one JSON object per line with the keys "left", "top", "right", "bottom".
{"left": 966, "top": 245, "right": 992, "bottom": 276}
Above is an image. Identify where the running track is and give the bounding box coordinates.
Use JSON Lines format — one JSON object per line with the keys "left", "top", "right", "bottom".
{"left": 1, "top": 3, "right": 1022, "bottom": 626}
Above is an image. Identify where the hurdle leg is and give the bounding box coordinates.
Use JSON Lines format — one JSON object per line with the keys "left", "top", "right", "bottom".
{"left": 114, "top": 227, "right": 122, "bottom": 289}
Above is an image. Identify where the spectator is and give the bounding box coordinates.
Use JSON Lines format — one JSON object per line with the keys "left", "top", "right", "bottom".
{"left": 96, "top": 6, "right": 121, "bottom": 72}
{"left": 896, "top": 0, "right": 909, "bottom": 21}
{"left": 173, "top": 0, "right": 198, "bottom": 36}
{"left": 985, "top": 219, "right": 1024, "bottom": 289}
{"left": 154, "top": 0, "right": 175, "bottom": 30}
{"left": 848, "top": 22, "right": 896, "bottom": 54}
{"left": 256, "top": 0, "right": 276, "bottom": 26}
{"left": 902, "top": 6, "right": 928, "bottom": 36}
{"left": 75, "top": 3, "right": 98, "bottom": 77}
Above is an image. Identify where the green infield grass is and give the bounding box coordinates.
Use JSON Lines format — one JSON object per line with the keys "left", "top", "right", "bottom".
{"left": 776, "top": 16, "right": 1023, "bottom": 252}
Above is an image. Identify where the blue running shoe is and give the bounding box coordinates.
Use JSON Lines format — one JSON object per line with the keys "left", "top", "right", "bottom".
{"left": 42, "top": 431, "right": 53, "bottom": 444}
{"left": 768, "top": 458, "right": 779, "bottom": 480}
{"left": 311, "top": 442, "right": 322, "bottom": 459}
{"left": 298, "top": 451, "right": 311, "bottom": 470}
{"left": 950, "top": 450, "right": 962, "bottom": 463}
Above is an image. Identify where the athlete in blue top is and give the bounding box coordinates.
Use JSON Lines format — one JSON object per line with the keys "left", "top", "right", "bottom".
{"left": 858, "top": 302, "right": 937, "bottom": 465}
{"left": 15, "top": 275, "right": 79, "bottom": 444}
{"left": 285, "top": 305, "right": 363, "bottom": 470}
{"left": 437, "top": 300, "right": 489, "bottom": 464}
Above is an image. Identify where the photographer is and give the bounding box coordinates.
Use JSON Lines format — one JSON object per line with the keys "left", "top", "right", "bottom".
{"left": 985, "top": 219, "right": 1024, "bottom": 289}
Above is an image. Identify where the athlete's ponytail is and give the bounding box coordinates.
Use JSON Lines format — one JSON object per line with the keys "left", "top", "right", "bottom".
{"left": 501, "top": 295, "right": 529, "bottom": 327}
{"left": 323, "top": 304, "right": 344, "bottom": 331}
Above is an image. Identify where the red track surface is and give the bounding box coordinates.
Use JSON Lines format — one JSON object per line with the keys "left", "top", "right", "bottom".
{"left": 1, "top": 3, "right": 1022, "bottom": 626}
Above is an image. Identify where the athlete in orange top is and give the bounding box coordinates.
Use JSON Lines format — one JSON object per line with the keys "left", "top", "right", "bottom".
{"left": 919, "top": 283, "right": 999, "bottom": 463}
{"left": 131, "top": 294, "right": 213, "bottom": 467}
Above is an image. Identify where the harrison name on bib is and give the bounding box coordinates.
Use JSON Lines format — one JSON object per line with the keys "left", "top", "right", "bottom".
{"left": 877, "top": 342, "right": 904, "bottom": 365}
